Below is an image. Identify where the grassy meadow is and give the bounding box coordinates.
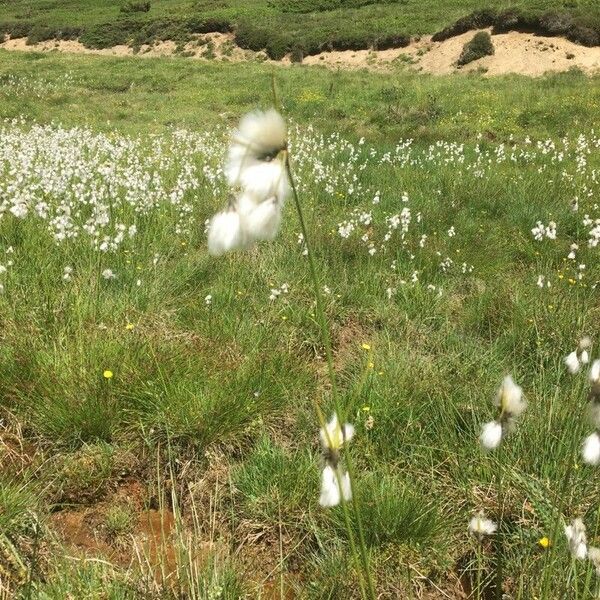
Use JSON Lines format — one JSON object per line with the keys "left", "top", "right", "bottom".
{"left": 1, "top": 48, "right": 600, "bottom": 599}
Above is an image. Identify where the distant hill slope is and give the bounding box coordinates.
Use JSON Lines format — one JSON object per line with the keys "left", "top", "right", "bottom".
{"left": 1, "top": 0, "right": 600, "bottom": 59}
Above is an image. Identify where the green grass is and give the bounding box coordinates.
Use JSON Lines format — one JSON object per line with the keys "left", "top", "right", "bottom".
{"left": 1, "top": 50, "right": 600, "bottom": 141}
{"left": 1, "top": 50, "right": 600, "bottom": 598}
{"left": 1, "top": 0, "right": 600, "bottom": 58}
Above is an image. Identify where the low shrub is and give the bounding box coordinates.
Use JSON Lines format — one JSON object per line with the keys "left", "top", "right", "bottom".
{"left": 0, "top": 21, "right": 33, "bottom": 39}
{"left": 269, "top": 0, "right": 402, "bottom": 14}
{"left": 79, "top": 20, "right": 141, "bottom": 49}
{"left": 491, "top": 8, "right": 539, "bottom": 34}
{"left": 234, "top": 21, "right": 271, "bottom": 53}
{"left": 568, "top": 24, "right": 600, "bottom": 47}
{"left": 186, "top": 16, "right": 232, "bottom": 34}
{"left": 120, "top": 1, "right": 151, "bottom": 14}
{"left": 24, "top": 24, "right": 83, "bottom": 45}
{"left": 435, "top": 8, "right": 600, "bottom": 49}
{"left": 457, "top": 30, "right": 494, "bottom": 66}
{"left": 539, "top": 10, "right": 574, "bottom": 35}
{"left": 290, "top": 45, "right": 304, "bottom": 63}
{"left": 432, "top": 9, "right": 496, "bottom": 42}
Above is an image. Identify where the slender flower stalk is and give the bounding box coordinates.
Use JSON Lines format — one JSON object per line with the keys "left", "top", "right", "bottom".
{"left": 541, "top": 377, "right": 592, "bottom": 597}
{"left": 581, "top": 359, "right": 600, "bottom": 466}
{"left": 477, "top": 375, "right": 525, "bottom": 600}
{"left": 212, "top": 105, "right": 375, "bottom": 599}
{"left": 285, "top": 153, "right": 376, "bottom": 599}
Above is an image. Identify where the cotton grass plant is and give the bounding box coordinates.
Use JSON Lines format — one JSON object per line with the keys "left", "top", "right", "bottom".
{"left": 207, "top": 105, "right": 376, "bottom": 598}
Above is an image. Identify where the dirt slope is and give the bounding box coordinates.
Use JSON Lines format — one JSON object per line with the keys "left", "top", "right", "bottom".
{"left": 2, "top": 29, "right": 600, "bottom": 77}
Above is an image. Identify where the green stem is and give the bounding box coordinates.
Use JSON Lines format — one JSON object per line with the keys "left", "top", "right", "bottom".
{"left": 476, "top": 543, "right": 482, "bottom": 600}
{"left": 495, "top": 455, "right": 504, "bottom": 600}
{"left": 285, "top": 156, "right": 376, "bottom": 600}
{"left": 540, "top": 415, "right": 584, "bottom": 597}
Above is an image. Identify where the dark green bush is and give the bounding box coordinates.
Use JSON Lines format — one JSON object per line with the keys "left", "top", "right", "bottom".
{"left": 80, "top": 20, "right": 140, "bottom": 49}
{"left": 290, "top": 45, "right": 304, "bottom": 63}
{"left": 373, "top": 32, "right": 410, "bottom": 50}
{"left": 457, "top": 31, "right": 494, "bottom": 66}
{"left": 0, "top": 21, "right": 33, "bottom": 39}
{"left": 80, "top": 17, "right": 196, "bottom": 49}
{"left": 24, "top": 24, "right": 82, "bottom": 45}
{"left": 269, "top": 0, "right": 402, "bottom": 14}
{"left": 26, "top": 25, "right": 56, "bottom": 45}
{"left": 120, "top": 1, "right": 151, "bottom": 14}
{"left": 266, "top": 35, "right": 289, "bottom": 60}
{"left": 234, "top": 21, "right": 271, "bottom": 53}
{"left": 568, "top": 24, "right": 600, "bottom": 47}
{"left": 539, "top": 11, "right": 574, "bottom": 34}
{"left": 432, "top": 9, "right": 496, "bottom": 42}
{"left": 186, "top": 16, "right": 232, "bottom": 34}
{"left": 434, "top": 7, "right": 600, "bottom": 49}
{"left": 491, "top": 8, "right": 539, "bottom": 34}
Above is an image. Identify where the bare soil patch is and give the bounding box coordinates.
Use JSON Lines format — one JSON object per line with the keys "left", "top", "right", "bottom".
{"left": 2, "top": 29, "right": 600, "bottom": 76}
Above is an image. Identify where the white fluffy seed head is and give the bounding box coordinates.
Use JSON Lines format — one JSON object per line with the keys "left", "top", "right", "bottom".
{"left": 565, "top": 518, "right": 587, "bottom": 560}
{"left": 582, "top": 432, "right": 600, "bottom": 466}
{"left": 235, "top": 160, "right": 290, "bottom": 204}
{"left": 564, "top": 351, "right": 580, "bottom": 374}
{"left": 229, "top": 109, "right": 287, "bottom": 165}
{"left": 237, "top": 193, "right": 283, "bottom": 242}
{"left": 480, "top": 420, "right": 503, "bottom": 451}
{"left": 588, "top": 547, "right": 600, "bottom": 575}
{"left": 468, "top": 512, "right": 497, "bottom": 537}
{"left": 319, "top": 465, "right": 352, "bottom": 507}
{"left": 207, "top": 210, "right": 246, "bottom": 256}
{"left": 495, "top": 375, "right": 526, "bottom": 417}
{"left": 590, "top": 360, "right": 600, "bottom": 384}
{"left": 319, "top": 414, "right": 354, "bottom": 451}
{"left": 225, "top": 109, "right": 289, "bottom": 201}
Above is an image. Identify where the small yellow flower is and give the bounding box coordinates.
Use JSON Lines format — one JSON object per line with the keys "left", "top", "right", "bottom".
{"left": 362, "top": 406, "right": 370, "bottom": 412}
{"left": 361, "top": 343, "right": 371, "bottom": 351}
{"left": 368, "top": 361, "right": 374, "bottom": 369}
{"left": 282, "top": 316, "right": 287, "bottom": 320}
{"left": 125, "top": 323, "right": 135, "bottom": 330}
{"left": 538, "top": 537, "right": 551, "bottom": 549}
{"left": 103, "top": 370, "right": 113, "bottom": 379}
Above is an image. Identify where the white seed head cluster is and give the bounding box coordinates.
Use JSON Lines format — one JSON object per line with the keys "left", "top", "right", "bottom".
{"left": 565, "top": 518, "right": 588, "bottom": 560}
{"left": 480, "top": 375, "right": 526, "bottom": 451}
{"left": 318, "top": 414, "right": 354, "bottom": 508}
{"left": 208, "top": 110, "right": 290, "bottom": 256}
{"left": 468, "top": 512, "right": 497, "bottom": 539}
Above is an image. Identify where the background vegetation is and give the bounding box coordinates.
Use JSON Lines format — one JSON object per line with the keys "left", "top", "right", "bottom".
{"left": 1, "top": 0, "right": 600, "bottom": 58}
